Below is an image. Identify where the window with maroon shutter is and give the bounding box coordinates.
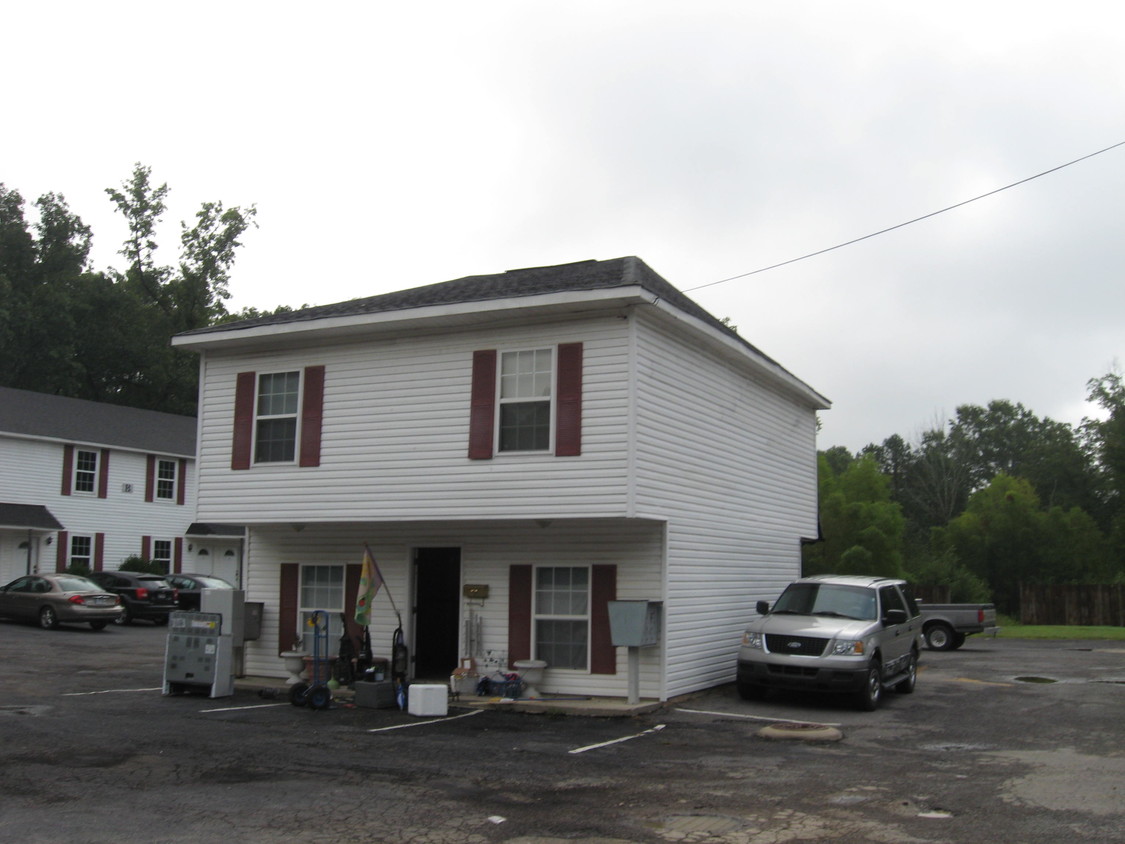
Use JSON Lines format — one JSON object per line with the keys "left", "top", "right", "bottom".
{"left": 94, "top": 533, "right": 106, "bottom": 572}
{"left": 279, "top": 564, "right": 299, "bottom": 656}
{"left": 555, "top": 342, "right": 583, "bottom": 456}
{"left": 232, "top": 367, "right": 325, "bottom": 469}
{"left": 508, "top": 565, "right": 533, "bottom": 665}
{"left": 55, "top": 531, "right": 68, "bottom": 572}
{"left": 468, "top": 350, "right": 497, "bottom": 459}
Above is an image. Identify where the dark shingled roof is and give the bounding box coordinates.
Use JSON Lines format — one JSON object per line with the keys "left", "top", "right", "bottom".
{"left": 0, "top": 387, "right": 196, "bottom": 456}
{"left": 177, "top": 257, "right": 772, "bottom": 360}
{"left": 185, "top": 523, "right": 246, "bottom": 538}
{"left": 0, "top": 503, "right": 65, "bottom": 530}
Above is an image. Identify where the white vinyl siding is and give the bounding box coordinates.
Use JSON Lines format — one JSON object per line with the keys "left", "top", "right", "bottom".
{"left": 192, "top": 316, "right": 632, "bottom": 524}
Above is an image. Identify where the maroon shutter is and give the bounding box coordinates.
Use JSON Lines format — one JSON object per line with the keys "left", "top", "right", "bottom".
{"left": 555, "top": 342, "right": 583, "bottom": 456}
{"left": 56, "top": 532, "right": 68, "bottom": 572}
{"left": 231, "top": 372, "right": 256, "bottom": 470}
{"left": 174, "top": 538, "right": 184, "bottom": 574}
{"left": 343, "top": 563, "right": 362, "bottom": 656}
{"left": 590, "top": 564, "right": 617, "bottom": 674}
{"left": 177, "top": 459, "right": 187, "bottom": 505}
{"left": 508, "top": 565, "right": 533, "bottom": 667}
{"left": 94, "top": 533, "right": 105, "bottom": 572}
{"left": 61, "top": 445, "right": 74, "bottom": 496}
{"left": 98, "top": 449, "right": 110, "bottom": 499}
{"left": 299, "top": 365, "right": 325, "bottom": 468}
{"left": 468, "top": 350, "right": 497, "bottom": 460}
{"left": 279, "top": 564, "right": 300, "bottom": 656}
{"left": 141, "top": 535, "right": 152, "bottom": 560}
{"left": 145, "top": 455, "right": 156, "bottom": 502}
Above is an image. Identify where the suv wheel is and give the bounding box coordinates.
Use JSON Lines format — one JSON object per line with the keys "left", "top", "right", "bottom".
{"left": 856, "top": 661, "right": 883, "bottom": 711}
{"left": 114, "top": 606, "right": 132, "bottom": 626}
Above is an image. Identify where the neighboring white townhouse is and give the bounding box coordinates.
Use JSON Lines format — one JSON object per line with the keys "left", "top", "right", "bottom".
{"left": 172, "top": 257, "right": 830, "bottom": 700}
{"left": 0, "top": 387, "right": 241, "bottom": 585}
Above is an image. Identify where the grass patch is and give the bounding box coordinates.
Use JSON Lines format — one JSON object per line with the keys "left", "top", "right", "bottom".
{"left": 996, "top": 614, "right": 1125, "bottom": 640}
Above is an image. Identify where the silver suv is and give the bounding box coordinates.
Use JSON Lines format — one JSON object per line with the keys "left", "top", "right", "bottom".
{"left": 736, "top": 575, "right": 923, "bottom": 710}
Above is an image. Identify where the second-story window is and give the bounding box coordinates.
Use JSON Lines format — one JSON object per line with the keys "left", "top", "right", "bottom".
{"left": 256, "top": 371, "right": 300, "bottom": 463}
{"left": 74, "top": 450, "right": 99, "bottom": 493}
{"left": 156, "top": 459, "right": 177, "bottom": 500}
{"left": 498, "top": 349, "right": 553, "bottom": 452}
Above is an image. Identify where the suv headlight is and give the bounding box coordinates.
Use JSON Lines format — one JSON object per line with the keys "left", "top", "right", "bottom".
{"left": 830, "top": 638, "right": 865, "bottom": 656}
{"left": 741, "top": 631, "right": 764, "bottom": 650}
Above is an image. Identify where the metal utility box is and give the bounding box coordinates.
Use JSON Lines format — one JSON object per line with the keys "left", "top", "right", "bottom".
{"left": 607, "top": 600, "right": 663, "bottom": 647}
{"left": 163, "top": 611, "right": 234, "bottom": 698}
{"left": 201, "top": 589, "right": 245, "bottom": 642}
{"left": 243, "top": 601, "right": 263, "bottom": 641}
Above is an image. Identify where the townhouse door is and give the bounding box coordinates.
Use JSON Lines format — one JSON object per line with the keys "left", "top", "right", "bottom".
{"left": 412, "top": 547, "right": 461, "bottom": 678}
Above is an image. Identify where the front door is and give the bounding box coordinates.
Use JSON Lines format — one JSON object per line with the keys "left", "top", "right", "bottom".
{"left": 412, "top": 547, "right": 461, "bottom": 678}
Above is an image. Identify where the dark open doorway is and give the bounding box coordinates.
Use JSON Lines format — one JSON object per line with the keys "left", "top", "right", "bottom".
{"left": 412, "top": 547, "right": 461, "bottom": 678}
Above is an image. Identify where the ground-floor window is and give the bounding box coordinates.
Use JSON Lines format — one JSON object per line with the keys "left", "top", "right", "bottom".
{"left": 299, "top": 565, "right": 344, "bottom": 654}
{"left": 69, "top": 535, "right": 92, "bottom": 570}
{"left": 151, "top": 539, "right": 172, "bottom": 574}
{"left": 534, "top": 566, "right": 589, "bottom": 669}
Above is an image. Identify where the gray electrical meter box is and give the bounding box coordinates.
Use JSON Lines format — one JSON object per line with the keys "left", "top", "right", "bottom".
{"left": 607, "top": 600, "right": 662, "bottom": 647}
{"left": 163, "top": 611, "right": 234, "bottom": 698}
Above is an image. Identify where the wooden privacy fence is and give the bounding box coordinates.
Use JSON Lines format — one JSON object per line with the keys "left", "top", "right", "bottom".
{"left": 1019, "top": 584, "right": 1125, "bottom": 626}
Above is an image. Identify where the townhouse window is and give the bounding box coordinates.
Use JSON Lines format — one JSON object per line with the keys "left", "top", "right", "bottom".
{"left": 69, "top": 535, "right": 93, "bottom": 570}
{"left": 152, "top": 540, "right": 173, "bottom": 574}
{"left": 232, "top": 366, "right": 325, "bottom": 470}
{"left": 499, "top": 349, "right": 553, "bottom": 452}
{"left": 298, "top": 565, "right": 344, "bottom": 654}
{"left": 155, "top": 459, "right": 177, "bottom": 500}
{"left": 468, "top": 343, "right": 582, "bottom": 459}
{"left": 256, "top": 371, "right": 301, "bottom": 463}
{"left": 74, "top": 450, "right": 99, "bottom": 493}
{"left": 534, "top": 566, "right": 589, "bottom": 670}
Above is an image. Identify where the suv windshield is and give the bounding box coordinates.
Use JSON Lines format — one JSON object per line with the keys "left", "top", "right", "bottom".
{"left": 772, "top": 583, "right": 877, "bottom": 620}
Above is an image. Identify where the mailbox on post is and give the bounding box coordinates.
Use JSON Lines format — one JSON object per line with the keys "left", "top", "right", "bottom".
{"left": 607, "top": 600, "right": 662, "bottom": 704}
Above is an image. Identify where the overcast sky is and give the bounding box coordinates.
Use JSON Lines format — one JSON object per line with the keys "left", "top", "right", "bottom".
{"left": 6, "top": 2, "right": 1123, "bottom": 451}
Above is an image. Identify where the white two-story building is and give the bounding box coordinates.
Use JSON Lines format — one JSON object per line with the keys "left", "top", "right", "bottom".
{"left": 172, "top": 257, "right": 829, "bottom": 700}
{"left": 0, "top": 388, "right": 241, "bottom": 585}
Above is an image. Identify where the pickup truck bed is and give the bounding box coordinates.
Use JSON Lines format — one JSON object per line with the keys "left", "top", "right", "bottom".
{"left": 919, "top": 603, "right": 1000, "bottom": 650}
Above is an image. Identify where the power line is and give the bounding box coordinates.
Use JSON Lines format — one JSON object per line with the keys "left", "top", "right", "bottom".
{"left": 684, "top": 139, "right": 1125, "bottom": 294}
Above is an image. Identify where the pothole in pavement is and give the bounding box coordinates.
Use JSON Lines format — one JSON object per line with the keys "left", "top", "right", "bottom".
{"left": 1013, "top": 676, "right": 1058, "bottom": 684}
{"left": 0, "top": 705, "right": 51, "bottom": 717}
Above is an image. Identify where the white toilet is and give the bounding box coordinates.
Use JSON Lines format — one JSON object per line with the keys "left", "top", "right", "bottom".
{"left": 280, "top": 651, "right": 308, "bottom": 685}
{"left": 513, "top": 659, "right": 548, "bottom": 698}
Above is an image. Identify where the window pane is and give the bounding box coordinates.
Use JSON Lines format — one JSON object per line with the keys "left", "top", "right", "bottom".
{"left": 157, "top": 460, "right": 176, "bottom": 499}
{"left": 75, "top": 450, "right": 97, "bottom": 493}
{"left": 536, "top": 620, "right": 588, "bottom": 669}
{"left": 499, "top": 402, "right": 550, "bottom": 451}
{"left": 500, "top": 350, "right": 552, "bottom": 399}
{"left": 256, "top": 418, "right": 297, "bottom": 462}
{"left": 258, "top": 372, "right": 300, "bottom": 416}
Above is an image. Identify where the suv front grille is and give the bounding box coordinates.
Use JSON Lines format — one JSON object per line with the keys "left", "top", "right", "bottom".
{"left": 765, "top": 634, "right": 828, "bottom": 656}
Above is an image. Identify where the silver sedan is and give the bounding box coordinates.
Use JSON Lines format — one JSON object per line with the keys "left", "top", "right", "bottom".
{"left": 0, "top": 574, "right": 123, "bottom": 630}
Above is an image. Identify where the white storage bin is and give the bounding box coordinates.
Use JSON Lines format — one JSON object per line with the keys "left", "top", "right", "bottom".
{"left": 407, "top": 684, "right": 448, "bottom": 716}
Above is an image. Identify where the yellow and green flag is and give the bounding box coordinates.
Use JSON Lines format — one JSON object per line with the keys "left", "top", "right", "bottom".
{"left": 354, "top": 546, "right": 384, "bottom": 626}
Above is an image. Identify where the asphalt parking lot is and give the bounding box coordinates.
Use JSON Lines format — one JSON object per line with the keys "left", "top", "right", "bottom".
{"left": 2, "top": 620, "right": 1123, "bottom": 843}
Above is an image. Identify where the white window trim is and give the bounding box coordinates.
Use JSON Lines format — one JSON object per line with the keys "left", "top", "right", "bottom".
{"left": 532, "top": 564, "right": 591, "bottom": 671}
{"left": 155, "top": 458, "right": 178, "bottom": 501}
{"left": 151, "top": 539, "right": 173, "bottom": 574}
{"left": 496, "top": 347, "right": 556, "bottom": 454}
{"left": 297, "top": 564, "right": 345, "bottom": 655}
{"left": 73, "top": 449, "right": 99, "bottom": 495}
{"left": 253, "top": 370, "right": 304, "bottom": 465}
{"left": 69, "top": 534, "right": 93, "bottom": 569}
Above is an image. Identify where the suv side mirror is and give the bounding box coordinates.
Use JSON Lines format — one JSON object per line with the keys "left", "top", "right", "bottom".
{"left": 756, "top": 600, "right": 770, "bottom": 615}
{"left": 884, "top": 608, "right": 908, "bottom": 626}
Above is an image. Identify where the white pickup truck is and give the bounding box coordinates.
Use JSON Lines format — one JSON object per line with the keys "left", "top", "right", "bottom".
{"left": 918, "top": 603, "right": 1000, "bottom": 650}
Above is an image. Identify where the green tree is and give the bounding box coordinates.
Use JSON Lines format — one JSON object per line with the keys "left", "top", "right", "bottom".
{"left": 804, "top": 454, "right": 905, "bottom": 578}
{"left": 1084, "top": 368, "right": 1125, "bottom": 564}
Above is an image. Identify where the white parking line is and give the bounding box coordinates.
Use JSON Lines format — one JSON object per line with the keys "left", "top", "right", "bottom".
{"left": 367, "top": 709, "right": 483, "bottom": 732}
{"left": 62, "top": 687, "right": 163, "bottom": 696}
{"left": 569, "top": 724, "right": 666, "bottom": 754}
{"left": 675, "top": 707, "right": 841, "bottom": 727}
{"left": 200, "top": 703, "right": 290, "bottom": 713}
